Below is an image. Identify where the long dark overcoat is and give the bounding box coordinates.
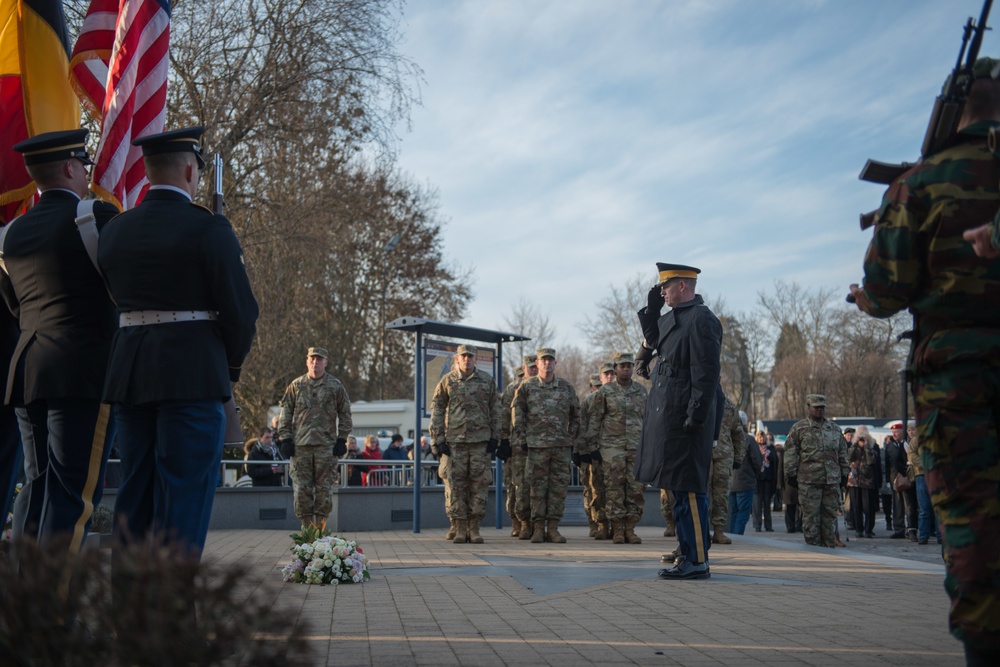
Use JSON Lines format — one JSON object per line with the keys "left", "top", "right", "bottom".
{"left": 634, "top": 295, "right": 722, "bottom": 493}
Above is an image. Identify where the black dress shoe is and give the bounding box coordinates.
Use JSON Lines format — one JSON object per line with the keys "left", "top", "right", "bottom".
{"left": 856, "top": 532, "right": 865, "bottom": 538}
{"left": 890, "top": 532, "right": 905, "bottom": 539}
{"left": 918, "top": 537, "right": 929, "bottom": 545}
{"left": 658, "top": 557, "right": 710, "bottom": 580}
{"left": 866, "top": 531, "right": 875, "bottom": 538}
{"left": 660, "top": 548, "right": 681, "bottom": 564}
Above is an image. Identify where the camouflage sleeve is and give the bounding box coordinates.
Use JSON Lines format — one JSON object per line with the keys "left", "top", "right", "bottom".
{"left": 498, "top": 385, "right": 514, "bottom": 440}
{"left": 430, "top": 376, "right": 449, "bottom": 444}
{"left": 732, "top": 425, "right": 746, "bottom": 468}
{"left": 859, "top": 178, "right": 924, "bottom": 318}
{"left": 568, "top": 387, "right": 580, "bottom": 441}
{"left": 488, "top": 380, "right": 501, "bottom": 440}
{"left": 784, "top": 425, "right": 800, "bottom": 478}
{"left": 512, "top": 382, "right": 528, "bottom": 445}
{"left": 577, "top": 394, "right": 594, "bottom": 454}
{"left": 336, "top": 384, "right": 352, "bottom": 439}
{"left": 838, "top": 434, "right": 850, "bottom": 477}
{"left": 277, "top": 383, "right": 296, "bottom": 442}
{"left": 584, "top": 390, "right": 606, "bottom": 454}
{"left": 728, "top": 410, "right": 743, "bottom": 466}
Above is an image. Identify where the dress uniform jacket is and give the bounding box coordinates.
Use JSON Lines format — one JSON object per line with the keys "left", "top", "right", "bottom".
{"left": 634, "top": 295, "right": 723, "bottom": 493}
{"left": 0, "top": 190, "right": 118, "bottom": 404}
{"left": 97, "top": 189, "right": 258, "bottom": 404}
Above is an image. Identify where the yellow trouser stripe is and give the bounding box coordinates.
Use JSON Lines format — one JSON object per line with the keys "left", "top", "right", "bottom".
{"left": 68, "top": 403, "right": 110, "bottom": 555}
{"left": 689, "top": 492, "right": 706, "bottom": 563}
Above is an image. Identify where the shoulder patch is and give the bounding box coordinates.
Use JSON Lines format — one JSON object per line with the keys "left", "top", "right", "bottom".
{"left": 191, "top": 202, "right": 215, "bottom": 214}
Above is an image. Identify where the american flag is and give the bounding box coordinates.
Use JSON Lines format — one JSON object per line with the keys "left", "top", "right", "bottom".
{"left": 69, "top": 0, "right": 171, "bottom": 211}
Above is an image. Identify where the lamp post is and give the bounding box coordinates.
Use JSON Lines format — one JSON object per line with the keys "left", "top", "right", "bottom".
{"left": 380, "top": 233, "right": 402, "bottom": 400}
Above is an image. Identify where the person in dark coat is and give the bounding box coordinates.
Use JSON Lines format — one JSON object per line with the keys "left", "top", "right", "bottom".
{"left": 728, "top": 419, "right": 759, "bottom": 536}
{"left": 97, "top": 127, "right": 259, "bottom": 561}
{"left": 635, "top": 263, "right": 722, "bottom": 581}
{"left": 751, "top": 430, "right": 778, "bottom": 532}
{"left": 0, "top": 308, "right": 20, "bottom": 535}
{"left": 777, "top": 435, "right": 802, "bottom": 533}
{"left": 2, "top": 129, "right": 117, "bottom": 552}
{"left": 245, "top": 427, "right": 284, "bottom": 487}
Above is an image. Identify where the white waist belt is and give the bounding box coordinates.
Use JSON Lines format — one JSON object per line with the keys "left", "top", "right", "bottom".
{"left": 119, "top": 310, "right": 218, "bottom": 327}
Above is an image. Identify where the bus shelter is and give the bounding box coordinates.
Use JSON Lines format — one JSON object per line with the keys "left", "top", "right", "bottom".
{"left": 385, "top": 317, "right": 529, "bottom": 533}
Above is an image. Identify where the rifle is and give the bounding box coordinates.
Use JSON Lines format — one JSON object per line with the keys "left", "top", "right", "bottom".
{"left": 213, "top": 152, "right": 246, "bottom": 446}
{"left": 212, "top": 153, "right": 225, "bottom": 215}
{"left": 857, "top": 0, "right": 994, "bottom": 230}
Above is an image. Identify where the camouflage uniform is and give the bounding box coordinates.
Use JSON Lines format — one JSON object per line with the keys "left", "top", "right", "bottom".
{"left": 857, "top": 116, "right": 1000, "bottom": 651}
{"left": 430, "top": 366, "right": 500, "bottom": 523}
{"left": 783, "top": 410, "right": 847, "bottom": 548}
{"left": 586, "top": 377, "right": 647, "bottom": 539}
{"left": 710, "top": 398, "right": 745, "bottom": 533}
{"left": 278, "top": 372, "right": 352, "bottom": 525}
{"left": 513, "top": 371, "right": 579, "bottom": 529}
{"left": 499, "top": 372, "right": 524, "bottom": 528}
{"left": 660, "top": 489, "right": 675, "bottom": 535}
{"left": 579, "top": 379, "right": 605, "bottom": 527}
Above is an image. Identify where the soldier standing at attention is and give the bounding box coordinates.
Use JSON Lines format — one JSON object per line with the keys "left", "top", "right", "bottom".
{"left": 2, "top": 129, "right": 117, "bottom": 553}
{"left": 513, "top": 347, "right": 579, "bottom": 544}
{"left": 278, "top": 347, "right": 352, "bottom": 528}
{"left": 498, "top": 354, "right": 536, "bottom": 538}
{"left": 635, "top": 263, "right": 721, "bottom": 581}
{"left": 590, "top": 363, "right": 617, "bottom": 539}
{"left": 431, "top": 344, "right": 500, "bottom": 544}
{"left": 710, "top": 397, "right": 745, "bottom": 545}
{"left": 97, "top": 127, "right": 258, "bottom": 560}
{"left": 587, "top": 353, "right": 647, "bottom": 544}
{"left": 576, "top": 372, "right": 602, "bottom": 538}
{"left": 782, "top": 394, "right": 847, "bottom": 548}
{"left": 849, "top": 59, "right": 1000, "bottom": 665}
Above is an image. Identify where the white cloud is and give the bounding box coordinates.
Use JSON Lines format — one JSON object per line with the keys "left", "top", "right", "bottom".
{"left": 395, "top": 0, "right": 1000, "bottom": 347}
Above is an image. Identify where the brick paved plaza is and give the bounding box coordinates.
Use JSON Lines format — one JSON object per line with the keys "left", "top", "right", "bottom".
{"left": 206, "top": 525, "right": 962, "bottom": 666}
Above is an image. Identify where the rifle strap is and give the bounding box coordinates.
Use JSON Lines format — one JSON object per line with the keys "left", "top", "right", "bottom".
{"left": 0, "top": 217, "right": 15, "bottom": 274}
{"left": 74, "top": 199, "right": 100, "bottom": 272}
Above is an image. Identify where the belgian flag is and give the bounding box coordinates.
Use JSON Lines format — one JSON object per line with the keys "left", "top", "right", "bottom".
{"left": 0, "top": 0, "right": 80, "bottom": 223}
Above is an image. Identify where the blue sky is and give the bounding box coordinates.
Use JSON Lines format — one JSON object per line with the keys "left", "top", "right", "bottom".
{"left": 393, "top": 0, "right": 1000, "bottom": 347}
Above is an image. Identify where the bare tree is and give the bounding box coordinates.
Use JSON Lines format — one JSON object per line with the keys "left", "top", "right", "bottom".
{"left": 498, "top": 298, "right": 555, "bottom": 379}
{"left": 579, "top": 273, "right": 646, "bottom": 361}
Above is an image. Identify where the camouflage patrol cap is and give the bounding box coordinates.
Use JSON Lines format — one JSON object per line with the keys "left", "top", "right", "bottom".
{"left": 523, "top": 354, "right": 537, "bottom": 367}
{"left": 456, "top": 344, "right": 477, "bottom": 356}
{"left": 515, "top": 367, "right": 525, "bottom": 378}
{"left": 805, "top": 394, "right": 826, "bottom": 407}
{"left": 536, "top": 348, "right": 556, "bottom": 359}
{"left": 599, "top": 361, "right": 615, "bottom": 374}
{"left": 307, "top": 346, "right": 328, "bottom": 359}
{"left": 589, "top": 374, "right": 602, "bottom": 387}
{"left": 613, "top": 352, "right": 634, "bottom": 366}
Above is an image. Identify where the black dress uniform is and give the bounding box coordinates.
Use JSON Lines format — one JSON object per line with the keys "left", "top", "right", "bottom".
{"left": 635, "top": 263, "right": 722, "bottom": 579}
{"left": 0, "top": 307, "right": 21, "bottom": 531}
{"left": 97, "top": 126, "right": 258, "bottom": 559}
{"left": 1, "top": 129, "right": 118, "bottom": 552}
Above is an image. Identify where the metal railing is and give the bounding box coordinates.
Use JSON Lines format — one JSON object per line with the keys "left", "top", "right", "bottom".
{"left": 104, "top": 456, "right": 588, "bottom": 490}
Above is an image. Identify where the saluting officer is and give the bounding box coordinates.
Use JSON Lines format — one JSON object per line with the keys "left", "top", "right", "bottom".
{"left": 635, "top": 263, "right": 722, "bottom": 580}
{"left": 97, "top": 126, "right": 259, "bottom": 560}
{"left": 2, "top": 129, "right": 118, "bottom": 553}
